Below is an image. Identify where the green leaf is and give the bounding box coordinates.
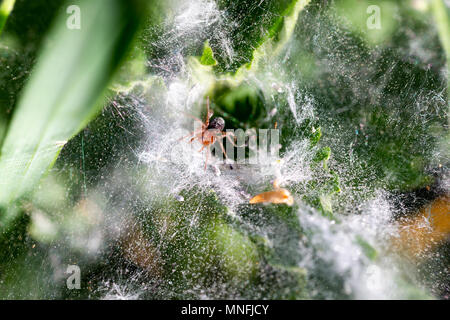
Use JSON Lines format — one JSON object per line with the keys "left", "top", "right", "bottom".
{"left": 334, "top": 0, "right": 398, "bottom": 45}
{"left": 212, "top": 217, "right": 259, "bottom": 280}
{"left": 432, "top": 0, "right": 450, "bottom": 62}
{"left": 313, "top": 146, "right": 331, "bottom": 165}
{"left": 431, "top": 0, "right": 450, "bottom": 99}
{"left": 199, "top": 41, "right": 217, "bottom": 66}
{"left": 309, "top": 126, "right": 322, "bottom": 147}
{"left": 0, "top": 0, "right": 15, "bottom": 36}
{"left": 0, "top": 0, "right": 146, "bottom": 215}
{"left": 355, "top": 235, "right": 378, "bottom": 261}
{"left": 213, "top": 0, "right": 311, "bottom": 73}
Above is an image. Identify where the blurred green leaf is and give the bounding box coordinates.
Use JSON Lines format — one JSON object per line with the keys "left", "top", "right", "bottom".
{"left": 0, "top": 0, "right": 146, "bottom": 220}
{"left": 334, "top": 0, "right": 398, "bottom": 45}
{"left": 212, "top": 217, "right": 259, "bottom": 280}
{"left": 355, "top": 235, "right": 378, "bottom": 261}
{"left": 0, "top": 0, "right": 15, "bottom": 36}
{"left": 432, "top": 0, "right": 450, "bottom": 61}
{"left": 431, "top": 0, "right": 450, "bottom": 98}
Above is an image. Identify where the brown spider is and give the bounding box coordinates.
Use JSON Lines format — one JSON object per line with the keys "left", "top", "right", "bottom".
{"left": 179, "top": 97, "right": 235, "bottom": 170}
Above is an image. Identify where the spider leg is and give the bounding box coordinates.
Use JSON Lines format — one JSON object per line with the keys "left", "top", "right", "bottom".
{"left": 181, "top": 111, "right": 206, "bottom": 127}
{"left": 217, "top": 138, "right": 227, "bottom": 160}
{"left": 178, "top": 129, "right": 203, "bottom": 142}
{"left": 204, "top": 145, "right": 210, "bottom": 171}
{"left": 222, "top": 131, "right": 239, "bottom": 147}
{"left": 205, "top": 96, "right": 213, "bottom": 127}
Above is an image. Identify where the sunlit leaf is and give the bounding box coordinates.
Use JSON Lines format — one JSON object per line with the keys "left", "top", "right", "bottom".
{"left": 0, "top": 0, "right": 15, "bottom": 36}
{"left": 0, "top": 0, "right": 146, "bottom": 218}
{"left": 199, "top": 41, "right": 217, "bottom": 66}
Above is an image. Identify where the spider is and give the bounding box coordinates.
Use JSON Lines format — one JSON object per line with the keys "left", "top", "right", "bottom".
{"left": 179, "top": 97, "right": 236, "bottom": 170}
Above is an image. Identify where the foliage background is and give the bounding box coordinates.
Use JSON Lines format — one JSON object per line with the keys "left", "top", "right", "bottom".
{"left": 0, "top": 0, "right": 448, "bottom": 299}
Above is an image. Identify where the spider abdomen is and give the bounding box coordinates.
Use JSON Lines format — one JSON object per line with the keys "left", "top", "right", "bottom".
{"left": 207, "top": 117, "right": 225, "bottom": 131}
